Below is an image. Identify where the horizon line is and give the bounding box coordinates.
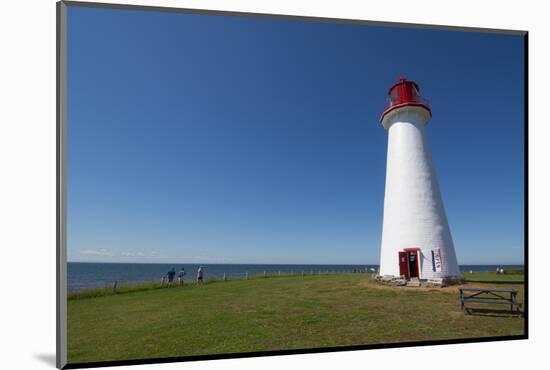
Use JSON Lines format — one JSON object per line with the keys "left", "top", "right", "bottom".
{"left": 67, "top": 261, "right": 525, "bottom": 266}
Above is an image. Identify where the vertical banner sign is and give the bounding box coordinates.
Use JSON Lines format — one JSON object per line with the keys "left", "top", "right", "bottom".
{"left": 431, "top": 249, "right": 442, "bottom": 272}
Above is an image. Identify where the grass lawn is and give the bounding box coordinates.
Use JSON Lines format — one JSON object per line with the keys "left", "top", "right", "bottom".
{"left": 67, "top": 273, "right": 525, "bottom": 364}
{"left": 462, "top": 271, "right": 524, "bottom": 283}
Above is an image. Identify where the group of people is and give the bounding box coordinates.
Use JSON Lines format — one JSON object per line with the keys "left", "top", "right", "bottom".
{"left": 165, "top": 266, "right": 204, "bottom": 285}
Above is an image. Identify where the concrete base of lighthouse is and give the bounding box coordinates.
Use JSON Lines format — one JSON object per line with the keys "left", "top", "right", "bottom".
{"left": 379, "top": 106, "right": 460, "bottom": 281}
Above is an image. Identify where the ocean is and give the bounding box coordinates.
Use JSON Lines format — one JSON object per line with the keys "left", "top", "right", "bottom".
{"left": 67, "top": 262, "right": 524, "bottom": 291}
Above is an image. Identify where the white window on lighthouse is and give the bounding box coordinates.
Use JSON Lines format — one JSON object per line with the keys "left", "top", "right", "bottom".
{"left": 411, "top": 86, "right": 419, "bottom": 100}
{"left": 390, "top": 89, "right": 398, "bottom": 101}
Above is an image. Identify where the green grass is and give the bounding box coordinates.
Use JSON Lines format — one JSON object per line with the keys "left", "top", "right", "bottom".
{"left": 503, "top": 269, "right": 525, "bottom": 275}
{"left": 462, "top": 271, "right": 524, "bottom": 283}
{"left": 68, "top": 281, "right": 165, "bottom": 300}
{"left": 68, "top": 273, "right": 525, "bottom": 364}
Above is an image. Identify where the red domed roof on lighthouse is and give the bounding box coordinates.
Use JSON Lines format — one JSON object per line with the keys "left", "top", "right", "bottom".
{"left": 380, "top": 77, "right": 431, "bottom": 123}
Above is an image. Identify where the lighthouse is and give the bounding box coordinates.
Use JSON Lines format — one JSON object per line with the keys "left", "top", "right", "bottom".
{"left": 379, "top": 77, "right": 459, "bottom": 281}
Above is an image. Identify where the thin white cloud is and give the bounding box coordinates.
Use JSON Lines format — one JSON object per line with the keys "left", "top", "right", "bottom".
{"left": 77, "top": 248, "right": 233, "bottom": 263}
{"left": 80, "top": 248, "right": 115, "bottom": 257}
{"left": 119, "top": 251, "right": 165, "bottom": 259}
{"left": 178, "top": 255, "right": 235, "bottom": 262}
{"left": 178, "top": 255, "right": 209, "bottom": 260}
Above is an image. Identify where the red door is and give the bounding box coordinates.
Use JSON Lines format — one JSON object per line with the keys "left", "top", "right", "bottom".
{"left": 407, "top": 251, "right": 419, "bottom": 278}
{"left": 398, "top": 252, "right": 409, "bottom": 279}
{"left": 403, "top": 248, "right": 421, "bottom": 279}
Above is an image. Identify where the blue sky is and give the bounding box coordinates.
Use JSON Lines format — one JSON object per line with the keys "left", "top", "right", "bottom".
{"left": 67, "top": 6, "right": 525, "bottom": 265}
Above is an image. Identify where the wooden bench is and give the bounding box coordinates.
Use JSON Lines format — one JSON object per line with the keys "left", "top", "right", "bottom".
{"left": 458, "top": 287, "right": 522, "bottom": 317}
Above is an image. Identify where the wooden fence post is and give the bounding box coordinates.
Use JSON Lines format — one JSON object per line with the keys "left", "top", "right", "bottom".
{"left": 113, "top": 280, "right": 118, "bottom": 293}
{"left": 245, "top": 272, "right": 249, "bottom": 280}
{"left": 264, "top": 271, "right": 267, "bottom": 278}
{"left": 223, "top": 272, "right": 227, "bottom": 281}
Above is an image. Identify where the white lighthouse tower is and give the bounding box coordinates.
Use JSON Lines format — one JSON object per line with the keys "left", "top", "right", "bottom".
{"left": 379, "top": 77, "right": 459, "bottom": 281}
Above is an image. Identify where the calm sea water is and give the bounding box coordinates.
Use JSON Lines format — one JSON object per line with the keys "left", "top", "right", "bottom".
{"left": 67, "top": 262, "right": 524, "bottom": 291}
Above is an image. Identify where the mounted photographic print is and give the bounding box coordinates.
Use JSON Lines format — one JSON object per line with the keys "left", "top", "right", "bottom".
{"left": 57, "top": 1, "right": 527, "bottom": 368}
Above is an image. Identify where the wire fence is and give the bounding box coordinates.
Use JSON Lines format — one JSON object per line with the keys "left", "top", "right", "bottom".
{"left": 70, "top": 267, "right": 522, "bottom": 296}
{"left": 102, "top": 268, "right": 378, "bottom": 291}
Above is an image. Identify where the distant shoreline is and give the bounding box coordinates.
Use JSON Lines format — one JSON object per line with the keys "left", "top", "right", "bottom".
{"left": 67, "top": 262, "right": 524, "bottom": 292}
{"left": 67, "top": 261, "right": 525, "bottom": 266}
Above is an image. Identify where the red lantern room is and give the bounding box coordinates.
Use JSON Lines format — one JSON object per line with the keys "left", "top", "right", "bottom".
{"left": 380, "top": 77, "right": 431, "bottom": 123}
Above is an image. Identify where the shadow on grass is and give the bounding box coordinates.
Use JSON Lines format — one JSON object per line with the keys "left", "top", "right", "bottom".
{"left": 465, "top": 307, "right": 524, "bottom": 318}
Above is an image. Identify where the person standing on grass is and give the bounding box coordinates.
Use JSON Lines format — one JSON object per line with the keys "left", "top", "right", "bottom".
{"left": 178, "top": 267, "right": 186, "bottom": 285}
{"left": 196, "top": 266, "right": 204, "bottom": 284}
{"left": 167, "top": 268, "right": 176, "bottom": 284}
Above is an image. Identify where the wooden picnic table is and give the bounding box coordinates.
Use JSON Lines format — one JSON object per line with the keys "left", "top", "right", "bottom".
{"left": 458, "top": 287, "right": 522, "bottom": 316}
